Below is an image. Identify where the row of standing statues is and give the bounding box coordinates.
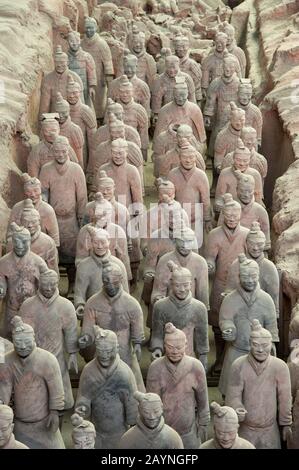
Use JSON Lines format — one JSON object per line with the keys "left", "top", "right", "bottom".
{"left": 0, "top": 0, "right": 297, "bottom": 451}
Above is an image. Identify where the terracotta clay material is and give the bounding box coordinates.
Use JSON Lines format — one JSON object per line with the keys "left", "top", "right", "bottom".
{"left": 205, "top": 194, "right": 249, "bottom": 373}
{"left": 221, "top": 127, "right": 268, "bottom": 182}
{"left": 78, "top": 260, "right": 144, "bottom": 388}
{"left": 119, "top": 391, "right": 184, "bottom": 449}
{"left": 39, "top": 45, "right": 84, "bottom": 116}
{"left": 218, "top": 21, "right": 246, "bottom": 77}
{"left": 225, "top": 320, "right": 292, "bottom": 449}
{"left": 154, "top": 77, "right": 206, "bottom": 145}
{"left": 8, "top": 199, "right": 59, "bottom": 274}
{"left": 151, "top": 226, "right": 209, "bottom": 311}
{"left": 67, "top": 30, "right": 97, "bottom": 108}
{"left": 0, "top": 404, "right": 28, "bottom": 449}
{"left": 146, "top": 323, "right": 210, "bottom": 448}
{"left": 215, "top": 140, "right": 263, "bottom": 213}
{"left": 226, "top": 222, "right": 279, "bottom": 316}
{"left": 173, "top": 34, "right": 202, "bottom": 105}
{"left": 213, "top": 102, "right": 245, "bottom": 172}
{"left": 7, "top": 173, "right": 60, "bottom": 247}
{"left": 223, "top": 80, "right": 263, "bottom": 145}
{"left": 152, "top": 55, "right": 196, "bottom": 118}
{"left": 96, "top": 99, "right": 141, "bottom": 148}
{"left": 200, "top": 402, "right": 255, "bottom": 449}
{"left": 109, "top": 76, "right": 149, "bottom": 160}
{"left": 74, "top": 226, "right": 129, "bottom": 320}
{"left": 0, "top": 316, "right": 65, "bottom": 449}
{"left": 67, "top": 76, "right": 97, "bottom": 172}
{"left": 98, "top": 138, "right": 143, "bottom": 212}
{"left": 201, "top": 32, "right": 241, "bottom": 97}
{"left": 81, "top": 16, "right": 114, "bottom": 119}
{"left": 0, "top": 223, "right": 47, "bottom": 337}
{"left": 129, "top": 28, "right": 157, "bottom": 91}
{"left": 151, "top": 261, "right": 209, "bottom": 371}
{"left": 204, "top": 61, "right": 240, "bottom": 157}
{"left": 168, "top": 142, "right": 211, "bottom": 226}
{"left": 28, "top": 113, "right": 78, "bottom": 178}
{"left": 218, "top": 175, "right": 270, "bottom": 249}
{"left": 71, "top": 413, "right": 96, "bottom": 449}
{"left": 287, "top": 342, "right": 299, "bottom": 449}
{"left": 55, "top": 92, "right": 84, "bottom": 169}
{"left": 75, "top": 192, "right": 132, "bottom": 280}
{"left": 218, "top": 254, "right": 278, "bottom": 396}
{"left": 109, "top": 54, "right": 151, "bottom": 118}
{"left": 75, "top": 327, "right": 138, "bottom": 448}
{"left": 18, "top": 269, "right": 78, "bottom": 411}
{"left": 39, "top": 135, "right": 87, "bottom": 266}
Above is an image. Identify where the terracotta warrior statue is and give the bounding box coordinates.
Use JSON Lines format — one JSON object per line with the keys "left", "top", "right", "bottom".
{"left": 146, "top": 323, "right": 210, "bottom": 448}
{"left": 221, "top": 127, "right": 268, "bottom": 183}
{"left": 98, "top": 138, "right": 143, "bottom": 212}
{"left": 39, "top": 45, "right": 84, "bottom": 116}
{"left": 226, "top": 320, "right": 292, "bottom": 449}
{"left": 90, "top": 170, "right": 141, "bottom": 287}
{"left": 214, "top": 102, "right": 245, "bottom": 172}
{"left": 74, "top": 227, "right": 129, "bottom": 320}
{"left": 89, "top": 115, "right": 143, "bottom": 192}
{"left": 54, "top": 92, "right": 84, "bottom": 168}
{"left": 7, "top": 173, "right": 59, "bottom": 246}
{"left": 96, "top": 98, "right": 141, "bottom": 148}
{"left": 67, "top": 30, "right": 97, "bottom": 108}
{"left": 28, "top": 113, "right": 78, "bottom": 178}
{"left": 8, "top": 199, "right": 59, "bottom": 274}
{"left": 154, "top": 77, "right": 206, "bottom": 146}
{"left": 78, "top": 260, "right": 144, "bottom": 389}
{"left": 109, "top": 51, "right": 151, "bottom": 119}
{"left": 215, "top": 140, "right": 263, "bottom": 213}
{"left": 218, "top": 254, "right": 278, "bottom": 397}
{"left": 0, "top": 404, "right": 28, "bottom": 449}
{"left": 76, "top": 192, "right": 131, "bottom": 279}
{"left": 18, "top": 269, "right": 78, "bottom": 413}
{"left": 109, "top": 76, "right": 149, "bottom": 162}
{"left": 201, "top": 32, "right": 241, "bottom": 99}
{"left": 0, "top": 223, "right": 47, "bottom": 337}
{"left": 0, "top": 316, "right": 65, "bottom": 448}
{"left": 219, "top": 21, "right": 246, "bottom": 77}
{"left": 66, "top": 76, "right": 97, "bottom": 172}
{"left": 71, "top": 413, "right": 96, "bottom": 449}
{"left": 151, "top": 226, "right": 209, "bottom": 311}
{"left": 168, "top": 142, "right": 212, "bottom": 230}
{"left": 226, "top": 221, "right": 279, "bottom": 316}
{"left": 204, "top": 56, "right": 240, "bottom": 156}
{"left": 200, "top": 402, "right": 255, "bottom": 449}
{"left": 129, "top": 27, "right": 157, "bottom": 91}
{"left": 223, "top": 80, "right": 263, "bottom": 145}
{"left": 81, "top": 16, "right": 114, "bottom": 120}
{"left": 158, "top": 127, "right": 206, "bottom": 178}
{"left": 205, "top": 194, "right": 249, "bottom": 375}
{"left": 151, "top": 261, "right": 209, "bottom": 371}
{"left": 153, "top": 123, "right": 203, "bottom": 178}
{"left": 119, "top": 391, "right": 184, "bottom": 449}
{"left": 173, "top": 34, "right": 202, "bottom": 105}
{"left": 75, "top": 327, "right": 138, "bottom": 448}
{"left": 39, "top": 135, "right": 87, "bottom": 296}
{"left": 152, "top": 55, "right": 196, "bottom": 122}
{"left": 218, "top": 173, "right": 270, "bottom": 249}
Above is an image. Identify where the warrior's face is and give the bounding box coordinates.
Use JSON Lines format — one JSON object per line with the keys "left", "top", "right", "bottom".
{"left": 12, "top": 233, "right": 30, "bottom": 257}
{"left": 250, "top": 336, "right": 271, "bottom": 363}
{"left": 13, "top": 332, "right": 35, "bottom": 358}
{"left": 140, "top": 402, "right": 163, "bottom": 430}
{"left": 215, "top": 421, "right": 238, "bottom": 449}
{"left": 24, "top": 186, "right": 41, "bottom": 205}
{"left": 21, "top": 214, "right": 40, "bottom": 236}
{"left": 85, "top": 24, "right": 96, "bottom": 39}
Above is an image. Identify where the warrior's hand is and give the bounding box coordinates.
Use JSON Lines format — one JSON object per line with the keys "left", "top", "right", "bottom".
{"left": 76, "top": 305, "right": 85, "bottom": 320}
{"left": 282, "top": 425, "right": 292, "bottom": 442}
{"left": 152, "top": 349, "right": 162, "bottom": 360}
{"left": 197, "top": 424, "right": 208, "bottom": 443}
{"left": 205, "top": 220, "right": 214, "bottom": 233}
{"left": 204, "top": 116, "right": 211, "bottom": 128}
{"left": 78, "top": 334, "right": 91, "bottom": 349}
{"left": 133, "top": 343, "right": 142, "bottom": 362}
{"left": 0, "top": 286, "right": 5, "bottom": 298}
{"left": 68, "top": 353, "right": 78, "bottom": 374}
{"left": 89, "top": 87, "right": 96, "bottom": 100}
{"left": 46, "top": 410, "right": 59, "bottom": 433}
{"left": 207, "top": 262, "right": 215, "bottom": 275}
{"left": 222, "top": 328, "right": 235, "bottom": 341}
